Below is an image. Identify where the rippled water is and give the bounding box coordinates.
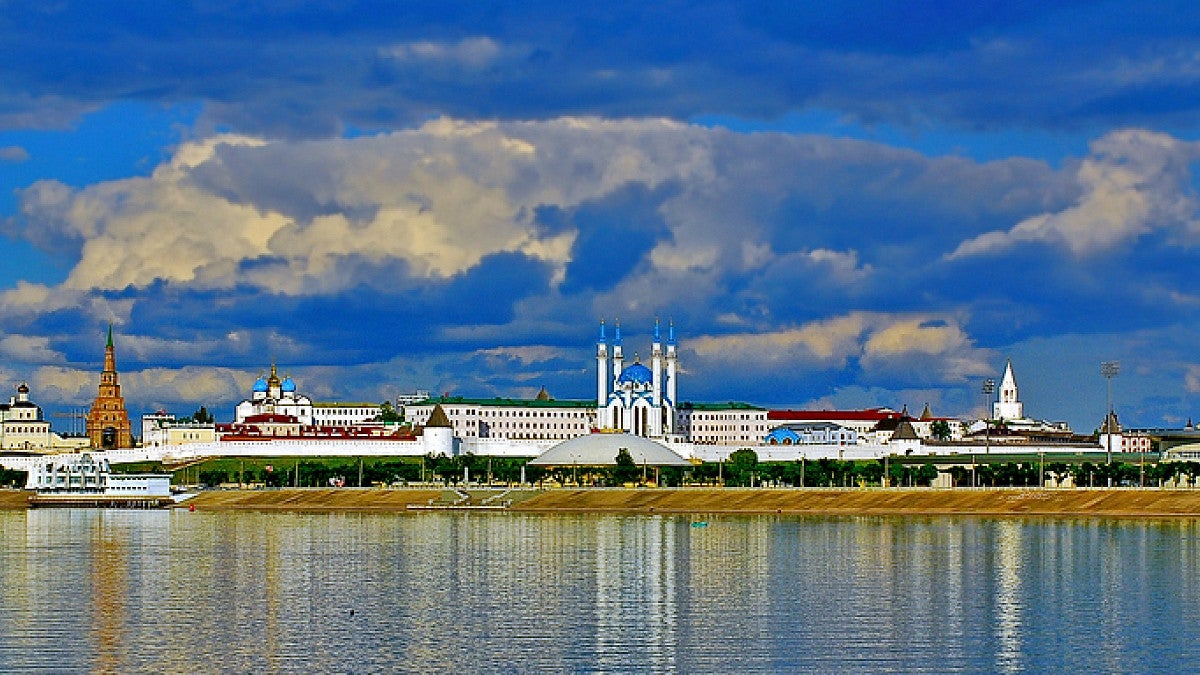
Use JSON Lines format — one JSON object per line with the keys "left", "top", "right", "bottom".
{"left": 2, "top": 509, "right": 1199, "bottom": 673}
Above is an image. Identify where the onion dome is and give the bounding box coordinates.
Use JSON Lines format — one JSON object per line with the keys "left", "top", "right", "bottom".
{"left": 253, "top": 376, "right": 269, "bottom": 393}
{"left": 617, "top": 362, "right": 653, "bottom": 385}
{"left": 281, "top": 376, "right": 296, "bottom": 393}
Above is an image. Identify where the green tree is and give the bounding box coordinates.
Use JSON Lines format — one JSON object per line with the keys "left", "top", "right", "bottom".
{"left": 611, "top": 448, "right": 641, "bottom": 485}
{"left": 726, "top": 448, "right": 759, "bottom": 487}
{"left": 378, "top": 401, "right": 401, "bottom": 423}
{"left": 915, "top": 463, "right": 940, "bottom": 486}
{"left": 930, "top": 420, "right": 952, "bottom": 441}
{"left": 191, "top": 406, "right": 214, "bottom": 424}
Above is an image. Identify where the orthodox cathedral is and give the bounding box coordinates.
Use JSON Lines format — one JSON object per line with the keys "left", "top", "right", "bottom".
{"left": 235, "top": 363, "right": 314, "bottom": 424}
{"left": 596, "top": 319, "right": 678, "bottom": 439}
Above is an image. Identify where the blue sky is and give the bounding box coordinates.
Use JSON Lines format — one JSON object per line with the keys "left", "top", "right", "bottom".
{"left": 3, "top": 1, "right": 1200, "bottom": 433}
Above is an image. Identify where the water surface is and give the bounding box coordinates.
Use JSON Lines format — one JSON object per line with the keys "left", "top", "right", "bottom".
{"left": 1, "top": 509, "right": 1197, "bottom": 672}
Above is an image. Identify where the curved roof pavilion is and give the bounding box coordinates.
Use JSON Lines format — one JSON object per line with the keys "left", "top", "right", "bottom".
{"left": 529, "top": 433, "right": 693, "bottom": 468}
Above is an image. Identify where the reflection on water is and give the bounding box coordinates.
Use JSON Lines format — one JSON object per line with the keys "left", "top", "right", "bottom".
{"left": 2, "top": 509, "right": 1200, "bottom": 672}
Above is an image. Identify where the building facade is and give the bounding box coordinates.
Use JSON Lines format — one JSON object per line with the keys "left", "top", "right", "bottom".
{"left": 0, "top": 382, "right": 52, "bottom": 451}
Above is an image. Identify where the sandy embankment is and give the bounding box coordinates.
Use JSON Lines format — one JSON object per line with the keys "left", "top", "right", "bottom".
{"left": 5, "top": 487, "right": 1200, "bottom": 516}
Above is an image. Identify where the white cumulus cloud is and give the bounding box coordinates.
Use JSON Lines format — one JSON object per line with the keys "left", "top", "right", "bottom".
{"left": 949, "top": 129, "right": 1200, "bottom": 259}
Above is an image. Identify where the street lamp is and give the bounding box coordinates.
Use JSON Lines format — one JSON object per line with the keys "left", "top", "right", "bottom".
{"left": 1101, "top": 360, "right": 1120, "bottom": 484}
{"left": 982, "top": 378, "right": 996, "bottom": 455}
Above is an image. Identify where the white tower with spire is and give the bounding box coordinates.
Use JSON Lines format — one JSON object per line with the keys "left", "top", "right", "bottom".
{"left": 596, "top": 320, "right": 609, "bottom": 429}
{"left": 651, "top": 318, "right": 663, "bottom": 407}
{"left": 993, "top": 359, "right": 1024, "bottom": 420}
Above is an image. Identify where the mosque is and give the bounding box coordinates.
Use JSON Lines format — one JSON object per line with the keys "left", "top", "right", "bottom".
{"left": 595, "top": 319, "right": 678, "bottom": 439}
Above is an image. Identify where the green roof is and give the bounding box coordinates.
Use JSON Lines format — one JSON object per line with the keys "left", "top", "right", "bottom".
{"left": 678, "top": 401, "right": 766, "bottom": 411}
{"left": 413, "top": 396, "right": 597, "bottom": 409}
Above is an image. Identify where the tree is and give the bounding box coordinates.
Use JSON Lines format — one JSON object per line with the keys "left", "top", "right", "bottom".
{"left": 930, "top": 420, "right": 952, "bottom": 441}
{"left": 378, "top": 401, "right": 401, "bottom": 423}
{"left": 915, "top": 463, "right": 940, "bottom": 487}
{"left": 611, "top": 448, "right": 641, "bottom": 485}
{"left": 726, "top": 448, "right": 759, "bottom": 486}
{"left": 191, "top": 406, "right": 214, "bottom": 424}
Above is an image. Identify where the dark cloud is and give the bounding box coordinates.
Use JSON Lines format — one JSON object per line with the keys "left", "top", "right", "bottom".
{"left": 4, "top": 2, "right": 1200, "bottom": 137}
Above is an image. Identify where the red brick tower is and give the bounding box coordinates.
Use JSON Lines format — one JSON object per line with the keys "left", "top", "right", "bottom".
{"left": 86, "top": 324, "right": 134, "bottom": 449}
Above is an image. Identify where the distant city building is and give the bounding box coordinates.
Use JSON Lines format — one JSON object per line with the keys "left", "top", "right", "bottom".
{"left": 408, "top": 322, "right": 766, "bottom": 446}
{"left": 142, "top": 411, "right": 216, "bottom": 448}
{"left": 969, "top": 359, "right": 1073, "bottom": 438}
{"left": 1, "top": 382, "right": 51, "bottom": 451}
{"left": 675, "top": 402, "right": 768, "bottom": 445}
{"left": 234, "top": 365, "right": 380, "bottom": 426}
{"left": 405, "top": 393, "right": 596, "bottom": 442}
{"left": 766, "top": 422, "right": 857, "bottom": 446}
{"left": 85, "top": 325, "right": 134, "bottom": 449}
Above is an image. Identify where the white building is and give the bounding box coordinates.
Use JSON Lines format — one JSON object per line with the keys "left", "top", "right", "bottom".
{"left": 596, "top": 320, "right": 678, "bottom": 439}
{"left": 142, "top": 412, "right": 216, "bottom": 448}
{"left": 235, "top": 365, "right": 380, "bottom": 426}
{"left": 675, "top": 402, "right": 769, "bottom": 445}
{"left": 0, "top": 382, "right": 90, "bottom": 453}
{"left": 405, "top": 391, "right": 597, "bottom": 442}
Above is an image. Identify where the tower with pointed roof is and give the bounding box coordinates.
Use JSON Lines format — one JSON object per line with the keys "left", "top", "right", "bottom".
{"left": 86, "top": 324, "right": 134, "bottom": 449}
{"left": 993, "top": 359, "right": 1024, "bottom": 421}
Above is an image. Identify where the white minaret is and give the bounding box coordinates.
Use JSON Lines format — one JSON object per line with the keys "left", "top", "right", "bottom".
{"left": 666, "top": 321, "right": 677, "bottom": 406}
{"left": 993, "top": 359, "right": 1024, "bottom": 420}
{"left": 596, "top": 320, "right": 609, "bottom": 428}
{"left": 611, "top": 320, "right": 624, "bottom": 388}
{"left": 651, "top": 318, "right": 663, "bottom": 407}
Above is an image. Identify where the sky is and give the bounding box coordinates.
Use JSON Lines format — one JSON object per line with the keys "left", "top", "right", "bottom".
{"left": 3, "top": 1, "right": 1200, "bottom": 434}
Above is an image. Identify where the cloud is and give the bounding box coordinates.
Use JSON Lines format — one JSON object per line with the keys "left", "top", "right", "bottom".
{"left": 948, "top": 130, "right": 1200, "bottom": 259}
{"left": 689, "top": 312, "right": 993, "bottom": 382}
{"left": 0, "top": 145, "right": 29, "bottom": 162}
{"left": 381, "top": 37, "right": 506, "bottom": 68}
{"left": 0, "top": 335, "right": 64, "bottom": 363}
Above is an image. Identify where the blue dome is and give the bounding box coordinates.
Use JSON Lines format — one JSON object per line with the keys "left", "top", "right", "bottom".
{"left": 252, "top": 377, "right": 269, "bottom": 393}
{"left": 617, "top": 363, "right": 653, "bottom": 385}
{"left": 281, "top": 377, "right": 296, "bottom": 393}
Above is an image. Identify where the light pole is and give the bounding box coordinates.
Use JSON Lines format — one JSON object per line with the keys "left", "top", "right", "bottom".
{"left": 1102, "top": 360, "right": 1120, "bottom": 485}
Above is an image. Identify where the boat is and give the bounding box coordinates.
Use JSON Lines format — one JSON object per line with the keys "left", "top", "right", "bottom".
{"left": 25, "top": 453, "right": 175, "bottom": 508}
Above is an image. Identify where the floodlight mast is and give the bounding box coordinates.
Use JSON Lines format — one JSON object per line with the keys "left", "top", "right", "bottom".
{"left": 1101, "top": 361, "right": 1120, "bottom": 478}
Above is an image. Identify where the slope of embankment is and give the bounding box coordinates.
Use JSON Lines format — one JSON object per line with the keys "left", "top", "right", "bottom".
{"left": 511, "top": 488, "right": 1200, "bottom": 517}
{"left": 180, "top": 488, "right": 445, "bottom": 511}
{"left": 7, "top": 487, "right": 1200, "bottom": 516}
{"left": 0, "top": 490, "right": 29, "bottom": 509}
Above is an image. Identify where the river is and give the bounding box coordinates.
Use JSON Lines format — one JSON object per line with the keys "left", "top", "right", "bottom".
{"left": 1, "top": 509, "right": 1198, "bottom": 672}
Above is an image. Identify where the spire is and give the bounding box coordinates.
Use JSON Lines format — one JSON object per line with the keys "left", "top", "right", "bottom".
{"left": 654, "top": 317, "right": 661, "bottom": 342}
{"left": 668, "top": 319, "right": 676, "bottom": 346}
{"left": 614, "top": 319, "right": 622, "bottom": 346}
{"left": 599, "top": 318, "right": 606, "bottom": 342}
{"left": 106, "top": 322, "right": 113, "bottom": 348}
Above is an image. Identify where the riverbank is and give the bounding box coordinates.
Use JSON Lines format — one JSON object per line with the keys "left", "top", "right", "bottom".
{"left": 5, "top": 487, "right": 1200, "bottom": 516}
